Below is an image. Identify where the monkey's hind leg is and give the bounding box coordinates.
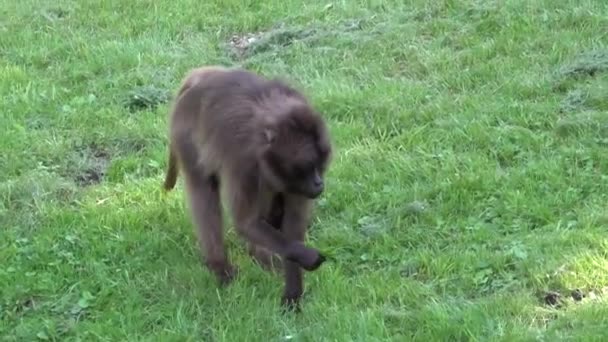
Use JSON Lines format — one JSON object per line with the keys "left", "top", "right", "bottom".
{"left": 184, "top": 171, "right": 236, "bottom": 286}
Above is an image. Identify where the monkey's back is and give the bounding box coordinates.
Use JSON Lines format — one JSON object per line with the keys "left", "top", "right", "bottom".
{"left": 179, "top": 67, "right": 290, "bottom": 174}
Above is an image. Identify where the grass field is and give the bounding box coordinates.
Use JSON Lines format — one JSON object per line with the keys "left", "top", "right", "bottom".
{"left": 2, "top": 0, "right": 608, "bottom": 340}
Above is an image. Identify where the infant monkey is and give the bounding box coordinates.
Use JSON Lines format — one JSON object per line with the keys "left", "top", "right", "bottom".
{"left": 163, "top": 66, "right": 332, "bottom": 310}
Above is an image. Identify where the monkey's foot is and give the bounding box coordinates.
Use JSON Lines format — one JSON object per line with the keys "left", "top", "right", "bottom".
{"left": 223, "top": 270, "right": 239, "bottom": 286}
{"left": 217, "top": 266, "right": 238, "bottom": 286}
{"left": 280, "top": 292, "right": 302, "bottom": 313}
{"left": 207, "top": 261, "right": 238, "bottom": 286}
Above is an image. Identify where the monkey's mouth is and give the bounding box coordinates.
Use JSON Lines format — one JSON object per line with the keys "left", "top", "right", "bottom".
{"left": 305, "top": 187, "right": 324, "bottom": 199}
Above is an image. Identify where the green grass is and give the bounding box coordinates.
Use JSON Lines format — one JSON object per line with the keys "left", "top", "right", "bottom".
{"left": 2, "top": 0, "right": 608, "bottom": 340}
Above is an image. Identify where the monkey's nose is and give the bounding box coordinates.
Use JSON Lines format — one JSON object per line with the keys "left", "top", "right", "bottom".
{"left": 310, "top": 182, "right": 324, "bottom": 198}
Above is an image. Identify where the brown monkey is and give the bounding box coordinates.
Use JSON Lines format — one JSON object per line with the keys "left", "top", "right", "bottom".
{"left": 163, "top": 65, "right": 332, "bottom": 309}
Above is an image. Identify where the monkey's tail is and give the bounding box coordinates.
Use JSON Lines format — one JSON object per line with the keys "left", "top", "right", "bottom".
{"left": 164, "top": 67, "right": 216, "bottom": 191}
{"left": 163, "top": 146, "right": 179, "bottom": 191}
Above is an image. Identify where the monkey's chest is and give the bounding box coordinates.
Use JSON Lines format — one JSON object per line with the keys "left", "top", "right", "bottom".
{"left": 265, "top": 193, "right": 285, "bottom": 230}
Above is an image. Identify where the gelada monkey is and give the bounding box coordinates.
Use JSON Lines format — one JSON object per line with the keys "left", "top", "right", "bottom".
{"left": 163, "top": 66, "right": 332, "bottom": 309}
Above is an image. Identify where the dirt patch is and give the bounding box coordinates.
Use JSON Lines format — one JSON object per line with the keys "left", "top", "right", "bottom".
{"left": 1, "top": 170, "right": 80, "bottom": 212}
{"left": 554, "top": 49, "right": 608, "bottom": 92}
{"left": 399, "top": 260, "right": 422, "bottom": 279}
{"left": 39, "top": 7, "right": 71, "bottom": 22}
{"left": 555, "top": 111, "right": 608, "bottom": 138}
{"left": 7, "top": 296, "right": 41, "bottom": 317}
{"left": 559, "top": 89, "right": 587, "bottom": 113}
{"left": 71, "top": 143, "right": 111, "bottom": 186}
{"left": 225, "top": 19, "right": 368, "bottom": 61}
{"left": 75, "top": 168, "right": 103, "bottom": 186}
{"left": 62, "top": 135, "right": 158, "bottom": 184}
{"left": 77, "top": 151, "right": 109, "bottom": 186}
{"left": 559, "top": 49, "right": 608, "bottom": 79}
{"left": 124, "top": 85, "right": 171, "bottom": 112}
{"left": 571, "top": 288, "right": 583, "bottom": 301}
{"left": 404, "top": 200, "right": 429, "bottom": 216}
{"left": 25, "top": 115, "right": 50, "bottom": 130}
{"left": 538, "top": 287, "right": 608, "bottom": 309}
{"left": 227, "top": 26, "right": 317, "bottom": 60}
{"left": 228, "top": 32, "right": 263, "bottom": 58}
{"left": 555, "top": 52, "right": 608, "bottom": 132}
{"left": 357, "top": 215, "right": 388, "bottom": 238}
{"left": 559, "top": 79, "right": 608, "bottom": 115}
{"left": 543, "top": 291, "right": 561, "bottom": 306}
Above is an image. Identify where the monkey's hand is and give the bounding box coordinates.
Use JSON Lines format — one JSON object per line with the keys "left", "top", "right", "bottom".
{"left": 286, "top": 243, "right": 326, "bottom": 271}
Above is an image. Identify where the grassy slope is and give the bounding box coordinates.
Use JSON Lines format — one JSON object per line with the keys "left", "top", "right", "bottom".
{"left": 2, "top": 0, "right": 608, "bottom": 340}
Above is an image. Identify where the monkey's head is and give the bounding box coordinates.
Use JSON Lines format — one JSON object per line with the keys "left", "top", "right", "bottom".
{"left": 258, "top": 103, "right": 332, "bottom": 199}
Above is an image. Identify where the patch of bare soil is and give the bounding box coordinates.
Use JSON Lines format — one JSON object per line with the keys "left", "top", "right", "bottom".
{"left": 73, "top": 144, "right": 111, "bottom": 186}
{"left": 554, "top": 49, "right": 608, "bottom": 92}
{"left": 559, "top": 49, "right": 608, "bottom": 79}
{"left": 228, "top": 32, "right": 263, "bottom": 59}
{"left": 227, "top": 27, "right": 317, "bottom": 60}
{"left": 225, "top": 20, "right": 365, "bottom": 60}
{"left": 540, "top": 287, "right": 608, "bottom": 308}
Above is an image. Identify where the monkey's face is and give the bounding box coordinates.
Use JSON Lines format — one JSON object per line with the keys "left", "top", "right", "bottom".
{"left": 284, "top": 157, "right": 326, "bottom": 198}
{"left": 261, "top": 127, "right": 331, "bottom": 199}
{"left": 262, "top": 141, "right": 329, "bottom": 199}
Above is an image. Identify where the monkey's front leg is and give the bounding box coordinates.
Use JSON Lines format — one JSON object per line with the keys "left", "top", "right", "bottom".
{"left": 279, "top": 196, "right": 318, "bottom": 311}
{"left": 237, "top": 218, "right": 324, "bottom": 271}
{"left": 229, "top": 186, "right": 325, "bottom": 270}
